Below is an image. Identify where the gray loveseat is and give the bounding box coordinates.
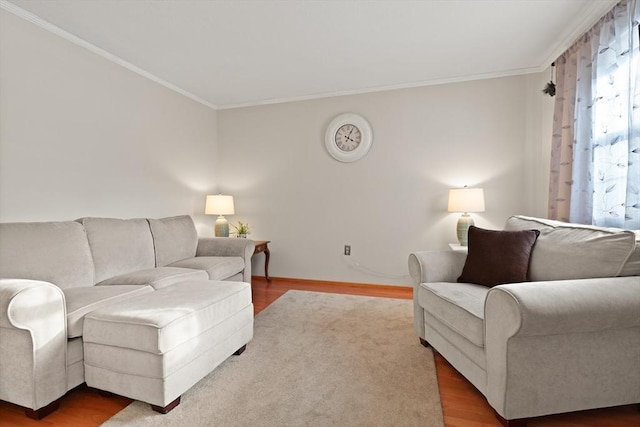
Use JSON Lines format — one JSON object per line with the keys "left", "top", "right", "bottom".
{"left": 0, "top": 215, "right": 255, "bottom": 418}
{"left": 409, "top": 215, "right": 640, "bottom": 426}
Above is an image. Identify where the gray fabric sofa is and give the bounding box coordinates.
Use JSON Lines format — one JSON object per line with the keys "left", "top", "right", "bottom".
{"left": 0, "top": 215, "right": 255, "bottom": 418}
{"left": 409, "top": 215, "right": 640, "bottom": 426}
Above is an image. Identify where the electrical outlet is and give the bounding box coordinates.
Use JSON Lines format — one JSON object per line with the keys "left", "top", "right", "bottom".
{"left": 344, "top": 245, "right": 351, "bottom": 256}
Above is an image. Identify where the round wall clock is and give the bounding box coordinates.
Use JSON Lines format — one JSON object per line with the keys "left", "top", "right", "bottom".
{"left": 324, "top": 113, "right": 373, "bottom": 162}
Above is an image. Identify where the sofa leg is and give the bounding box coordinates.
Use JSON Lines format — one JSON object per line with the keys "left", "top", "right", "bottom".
{"left": 233, "top": 344, "right": 247, "bottom": 355}
{"left": 24, "top": 399, "right": 61, "bottom": 420}
{"left": 151, "top": 396, "right": 181, "bottom": 414}
{"left": 419, "top": 337, "right": 430, "bottom": 348}
{"left": 493, "top": 410, "right": 527, "bottom": 427}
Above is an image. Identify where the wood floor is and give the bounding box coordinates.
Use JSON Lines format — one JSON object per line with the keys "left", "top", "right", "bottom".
{"left": 0, "top": 276, "right": 638, "bottom": 427}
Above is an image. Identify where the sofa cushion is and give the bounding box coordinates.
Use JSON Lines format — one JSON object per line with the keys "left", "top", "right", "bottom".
{"left": 504, "top": 215, "right": 637, "bottom": 281}
{"left": 418, "top": 281, "right": 488, "bottom": 347}
{"left": 168, "top": 256, "right": 245, "bottom": 281}
{"left": 79, "top": 217, "right": 155, "bottom": 284}
{"left": 148, "top": 215, "right": 198, "bottom": 267}
{"left": 458, "top": 226, "right": 539, "bottom": 287}
{"left": 63, "top": 285, "right": 153, "bottom": 338}
{"left": 97, "top": 267, "right": 208, "bottom": 290}
{"left": 0, "top": 221, "right": 94, "bottom": 289}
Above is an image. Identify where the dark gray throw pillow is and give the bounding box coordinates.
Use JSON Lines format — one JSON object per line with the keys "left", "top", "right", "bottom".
{"left": 458, "top": 226, "right": 540, "bottom": 287}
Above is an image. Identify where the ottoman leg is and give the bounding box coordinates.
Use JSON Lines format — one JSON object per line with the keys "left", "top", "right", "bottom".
{"left": 151, "top": 396, "right": 181, "bottom": 414}
{"left": 233, "top": 344, "right": 247, "bottom": 355}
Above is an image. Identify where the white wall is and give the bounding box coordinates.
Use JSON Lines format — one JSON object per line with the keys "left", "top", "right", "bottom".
{"left": 0, "top": 10, "right": 219, "bottom": 235}
{"left": 0, "top": 8, "right": 555, "bottom": 286}
{"left": 219, "top": 75, "right": 554, "bottom": 285}
{"left": 524, "top": 70, "right": 555, "bottom": 217}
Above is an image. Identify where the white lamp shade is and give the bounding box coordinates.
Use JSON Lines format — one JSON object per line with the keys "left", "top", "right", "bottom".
{"left": 447, "top": 188, "right": 485, "bottom": 213}
{"left": 205, "top": 195, "right": 235, "bottom": 215}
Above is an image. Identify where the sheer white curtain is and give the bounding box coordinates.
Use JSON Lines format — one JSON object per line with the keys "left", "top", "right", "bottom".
{"left": 548, "top": 0, "right": 640, "bottom": 229}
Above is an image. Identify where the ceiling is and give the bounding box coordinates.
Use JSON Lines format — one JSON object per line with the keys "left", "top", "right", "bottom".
{"left": 2, "top": 0, "right": 617, "bottom": 109}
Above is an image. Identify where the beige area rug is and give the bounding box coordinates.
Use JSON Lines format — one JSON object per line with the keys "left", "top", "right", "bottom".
{"left": 102, "top": 290, "right": 444, "bottom": 427}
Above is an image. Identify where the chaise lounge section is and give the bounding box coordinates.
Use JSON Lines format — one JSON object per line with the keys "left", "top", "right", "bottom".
{"left": 0, "top": 215, "right": 255, "bottom": 418}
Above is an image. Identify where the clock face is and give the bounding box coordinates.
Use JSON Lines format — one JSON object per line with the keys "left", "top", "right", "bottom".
{"left": 324, "top": 113, "right": 373, "bottom": 162}
{"left": 335, "top": 124, "right": 362, "bottom": 152}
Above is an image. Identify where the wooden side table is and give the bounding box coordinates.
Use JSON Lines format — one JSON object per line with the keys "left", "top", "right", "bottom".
{"left": 253, "top": 240, "right": 271, "bottom": 282}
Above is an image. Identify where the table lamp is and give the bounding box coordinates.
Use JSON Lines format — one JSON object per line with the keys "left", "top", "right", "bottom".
{"left": 447, "top": 186, "right": 485, "bottom": 246}
{"left": 205, "top": 194, "right": 235, "bottom": 237}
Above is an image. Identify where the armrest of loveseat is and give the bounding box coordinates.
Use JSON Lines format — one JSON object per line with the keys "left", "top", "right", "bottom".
{"left": 484, "top": 276, "right": 640, "bottom": 420}
{"left": 408, "top": 250, "right": 467, "bottom": 284}
{"left": 196, "top": 238, "right": 256, "bottom": 282}
{"left": 408, "top": 250, "right": 467, "bottom": 339}
{"left": 0, "top": 279, "right": 68, "bottom": 412}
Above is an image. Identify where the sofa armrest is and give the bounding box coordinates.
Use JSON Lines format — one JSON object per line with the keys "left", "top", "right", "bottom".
{"left": 408, "top": 250, "right": 467, "bottom": 339}
{"left": 196, "top": 238, "right": 255, "bottom": 282}
{"left": 0, "top": 279, "right": 68, "bottom": 410}
{"left": 408, "top": 250, "right": 467, "bottom": 285}
{"left": 487, "top": 277, "right": 640, "bottom": 337}
{"left": 485, "top": 276, "right": 640, "bottom": 419}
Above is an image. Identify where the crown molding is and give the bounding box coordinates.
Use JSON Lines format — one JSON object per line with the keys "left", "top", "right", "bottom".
{"left": 1, "top": 0, "right": 617, "bottom": 110}
{"left": 0, "top": 0, "right": 219, "bottom": 110}
{"left": 225, "top": 0, "right": 616, "bottom": 111}
{"left": 217, "top": 66, "right": 541, "bottom": 110}
{"left": 539, "top": 0, "right": 618, "bottom": 67}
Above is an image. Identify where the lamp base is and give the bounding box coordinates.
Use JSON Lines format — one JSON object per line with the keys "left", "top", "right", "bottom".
{"left": 456, "top": 214, "right": 474, "bottom": 246}
{"left": 214, "top": 216, "right": 229, "bottom": 237}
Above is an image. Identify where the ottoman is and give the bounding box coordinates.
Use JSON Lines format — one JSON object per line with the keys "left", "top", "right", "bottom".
{"left": 82, "top": 280, "right": 253, "bottom": 413}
